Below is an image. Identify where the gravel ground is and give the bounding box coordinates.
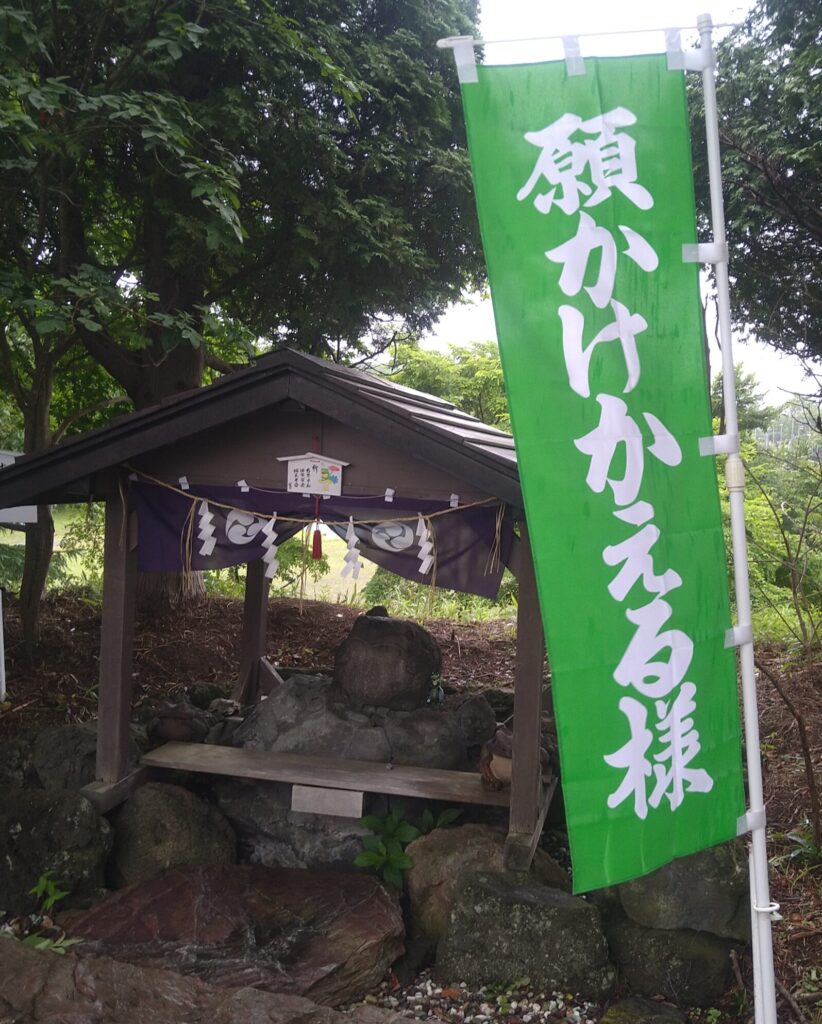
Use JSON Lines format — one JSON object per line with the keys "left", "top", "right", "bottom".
{"left": 346, "top": 971, "right": 600, "bottom": 1024}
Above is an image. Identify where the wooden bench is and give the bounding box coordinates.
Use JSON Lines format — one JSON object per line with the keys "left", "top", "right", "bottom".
{"left": 142, "top": 740, "right": 523, "bottom": 810}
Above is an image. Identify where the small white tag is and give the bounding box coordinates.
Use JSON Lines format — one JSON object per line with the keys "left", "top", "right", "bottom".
{"left": 450, "top": 493, "right": 460, "bottom": 508}
{"left": 237, "top": 479, "right": 250, "bottom": 492}
{"left": 562, "top": 35, "right": 585, "bottom": 76}
{"left": 384, "top": 488, "right": 395, "bottom": 503}
{"left": 179, "top": 476, "right": 189, "bottom": 491}
{"left": 682, "top": 241, "right": 728, "bottom": 264}
{"left": 698, "top": 433, "right": 740, "bottom": 457}
{"left": 725, "top": 624, "right": 754, "bottom": 648}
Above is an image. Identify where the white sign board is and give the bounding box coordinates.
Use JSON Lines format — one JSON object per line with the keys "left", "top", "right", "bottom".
{"left": 277, "top": 452, "right": 348, "bottom": 497}
{"left": 0, "top": 450, "right": 37, "bottom": 525}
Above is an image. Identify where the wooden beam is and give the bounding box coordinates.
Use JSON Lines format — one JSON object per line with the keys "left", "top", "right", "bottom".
{"left": 95, "top": 484, "right": 138, "bottom": 785}
{"left": 504, "top": 777, "right": 558, "bottom": 871}
{"left": 81, "top": 766, "right": 149, "bottom": 814}
{"left": 233, "top": 558, "right": 270, "bottom": 705}
{"left": 258, "top": 657, "right": 285, "bottom": 695}
{"left": 508, "top": 523, "right": 545, "bottom": 840}
{"left": 142, "top": 742, "right": 512, "bottom": 807}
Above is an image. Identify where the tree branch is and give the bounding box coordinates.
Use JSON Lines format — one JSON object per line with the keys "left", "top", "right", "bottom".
{"left": 52, "top": 395, "right": 131, "bottom": 444}
{"left": 0, "top": 323, "right": 30, "bottom": 413}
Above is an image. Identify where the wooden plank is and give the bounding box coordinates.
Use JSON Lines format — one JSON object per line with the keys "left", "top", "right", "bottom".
{"left": 95, "top": 484, "right": 138, "bottom": 785}
{"left": 258, "top": 658, "right": 285, "bottom": 695}
{"left": 81, "top": 766, "right": 149, "bottom": 814}
{"left": 509, "top": 523, "right": 545, "bottom": 835}
{"left": 504, "top": 776, "right": 558, "bottom": 872}
{"left": 292, "top": 784, "right": 363, "bottom": 818}
{"left": 142, "top": 742, "right": 512, "bottom": 807}
{"left": 233, "top": 558, "right": 270, "bottom": 705}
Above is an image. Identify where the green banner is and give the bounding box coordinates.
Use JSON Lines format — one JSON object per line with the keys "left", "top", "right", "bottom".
{"left": 460, "top": 55, "right": 745, "bottom": 892}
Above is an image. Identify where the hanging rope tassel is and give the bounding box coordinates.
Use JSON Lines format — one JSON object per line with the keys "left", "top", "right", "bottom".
{"left": 312, "top": 497, "right": 322, "bottom": 560}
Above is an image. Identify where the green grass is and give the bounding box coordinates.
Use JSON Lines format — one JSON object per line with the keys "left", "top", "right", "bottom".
{"left": 302, "top": 533, "right": 375, "bottom": 603}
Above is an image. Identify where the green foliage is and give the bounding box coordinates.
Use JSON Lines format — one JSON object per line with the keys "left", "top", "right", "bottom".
{"left": 418, "top": 806, "right": 462, "bottom": 833}
{"left": 772, "top": 821, "right": 822, "bottom": 868}
{"left": 692, "top": 0, "right": 822, "bottom": 360}
{"left": 204, "top": 536, "right": 330, "bottom": 599}
{"left": 710, "top": 365, "right": 776, "bottom": 434}
{"left": 354, "top": 813, "right": 417, "bottom": 889}
{"left": 354, "top": 806, "right": 462, "bottom": 889}
{"left": 384, "top": 341, "right": 510, "bottom": 430}
{"left": 19, "top": 933, "right": 81, "bottom": 954}
{"left": 740, "top": 434, "right": 822, "bottom": 652}
{"left": 362, "top": 566, "right": 517, "bottom": 623}
{"left": 0, "top": 539, "right": 71, "bottom": 593}
{"left": 0, "top": 0, "right": 483, "bottom": 414}
{"left": 28, "top": 872, "right": 68, "bottom": 914}
{"left": 58, "top": 503, "right": 106, "bottom": 597}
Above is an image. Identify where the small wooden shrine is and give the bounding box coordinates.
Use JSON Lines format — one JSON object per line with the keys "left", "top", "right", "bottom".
{"left": 0, "top": 350, "right": 554, "bottom": 869}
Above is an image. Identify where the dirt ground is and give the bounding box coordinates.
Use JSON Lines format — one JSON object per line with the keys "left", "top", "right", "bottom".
{"left": 1, "top": 593, "right": 820, "bottom": 1021}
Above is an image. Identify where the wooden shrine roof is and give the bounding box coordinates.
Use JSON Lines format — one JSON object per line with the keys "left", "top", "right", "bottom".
{"left": 0, "top": 349, "right": 522, "bottom": 509}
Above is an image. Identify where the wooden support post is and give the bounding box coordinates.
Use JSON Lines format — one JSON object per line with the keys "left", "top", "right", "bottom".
{"left": 504, "top": 522, "right": 546, "bottom": 870}
{"left": 233, "top": 558, "right": 270, "bottom": 705}
{"left": 95, "top": 481, "right": 138, "bottom": 786}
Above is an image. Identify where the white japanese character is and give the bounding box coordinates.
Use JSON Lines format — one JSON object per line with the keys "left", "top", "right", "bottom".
{"left": 516, "top": 113, "right": 591, "bottom": 215}
{"left": 517, "top": 107, "right": 653, "bottom": 216}
{"left": 579, "top": 108, "right": 654, "bottom": 210}
{"left": 546, "top": 213, "right": 658, "bottom": 308}
{"left": 614, "top": 597, "right": 693, "bottom": 700}
{"left": 546, "top": 212, "right": 616, "bottom": 308}
{"left": 574, "top": 395, "right": 682, "bottom": 507}
{"left": 604, "top": 695, "right": 653, "bottom": 820}
{"left": 649, "top": 682, "right": 714, "bottom": 810}
{"left": 560, "top": 300, "right": 647, "bottom": 398}
{"left": 603, "top": 511, "right": 683, "bottom": 603}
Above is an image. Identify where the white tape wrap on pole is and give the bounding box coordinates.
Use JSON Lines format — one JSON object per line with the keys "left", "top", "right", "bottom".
{"left": 697, "top": 13, "right": 778, "bottom": 1024}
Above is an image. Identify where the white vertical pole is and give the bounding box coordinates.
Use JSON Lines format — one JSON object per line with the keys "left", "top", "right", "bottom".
{"left": 697, "top": 14, "right": 777, "bottom": 1024}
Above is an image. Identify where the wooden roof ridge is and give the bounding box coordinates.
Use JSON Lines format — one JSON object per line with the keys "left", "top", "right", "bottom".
{"left": 0, "top": 348, "right": 522, "bottom": 508}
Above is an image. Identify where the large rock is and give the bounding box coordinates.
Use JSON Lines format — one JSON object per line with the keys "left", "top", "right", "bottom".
{"left": 111, "top": 782, "right": 236, "bottom": 886}
{"left": 234, "top": 675, "right": 392, "bottom": 762}
{"left": 332, "top": 615, "right": 441, "bottom": 711}
{"left": 32, "top": 721, "right": 140, "bottom": 790}
{"left": 0, "top": 734, "right": 36, "bottom": 788}
{"left": 616, "top": 841, "right": 750, "bottom": 941}
{"left": 224, "top": 675, "right": 488, "bottom": 867}
{"left": 0, "top": 786, "right": 112, "bottom": 912}
{"left": 0, "top": 940, "right": 404, "bottom": 1024}
{"left": 70, "top": 864, "right": 405, "bottom": 1006}
{"left": 383, "top": 707, "right": 468, "bottom": 770}
{"left": 440, "top": 694, "right": 497, "bottom": 746}
{"left": 407, "top": 824, "right": 570, "bottom": 942}
{"left": 215, "top": 777, "right": 368, "bottom": 870}
{"left": 436, "top": 870, "right": 615, "bottom": 1001}
{"left": 606, "top": 916, "right": 736, "bottom": 1007}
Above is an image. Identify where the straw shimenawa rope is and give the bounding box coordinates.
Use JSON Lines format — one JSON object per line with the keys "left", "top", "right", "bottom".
{"left": 125, "top": 465, "right": 507, "bottom": 598}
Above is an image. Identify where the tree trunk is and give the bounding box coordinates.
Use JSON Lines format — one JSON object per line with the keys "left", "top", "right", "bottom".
{"left": 19, "top": 367, "right": 56, "bottom": 644}
{"left": 19, "top": 504, "right": 55, "bottom": 644}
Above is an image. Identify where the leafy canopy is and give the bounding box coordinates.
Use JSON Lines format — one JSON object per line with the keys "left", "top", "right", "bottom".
{"left": 692, "top": 0, "right": 822, "bottom": 361}
{"left": 383, "top": 340, "right": 510, "bottom": 431}
{"left": 0, "top": 0, "right": 484, "bottom": 416}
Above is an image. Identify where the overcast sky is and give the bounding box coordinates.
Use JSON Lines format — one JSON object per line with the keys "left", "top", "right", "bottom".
{"left": 426, "top": 0, "right": 817, "bottom": 404}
